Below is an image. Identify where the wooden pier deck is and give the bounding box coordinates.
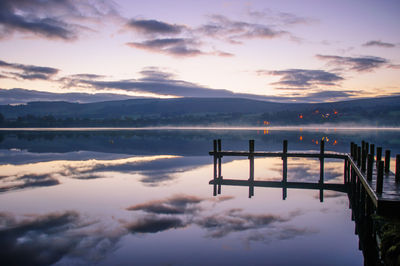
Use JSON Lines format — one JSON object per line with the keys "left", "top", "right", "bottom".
{"left": 209, "top": 139, "right": 400, "bottom": 217}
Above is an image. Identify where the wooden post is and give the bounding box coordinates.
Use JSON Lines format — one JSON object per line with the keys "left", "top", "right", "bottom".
{"left": 376, "top": 160, "right": 384, "bottom": 194}
{"left": 350, "top": 142, "right": 355, "bottom": 158}
{"left": 344, "top": 158, "right": 348, "bottom": 183}
{"left": 282, "top": 140, "right": 288, "bottom": 200}
{"left": 365, "top": 197, "right": 373, "bottom": 216}
{"left": 213, "top": 140, "right": 217, "bottom": 196}
{"left": 367, "top": 154, "right": 373, "bottom": 181}
{"left": 376, "top": 147, "right": 382, "bottom": 165}
{"left": 347, "top": 159, "right": 351, "bottom": 184}
{"left": 350, "top": 153, "right": 355, "bottom": 186}
{"left": 361, "top": 148, "right": 367, "bottom": 172}
{"left": 217, "top": 139, "right": 222, "bottom": 194}
{"left": 384, "top": 150, "right": 391, "bottom": 173}
{"left": 396, "top": 154, "right": 400, "bottom": 183}
{"left": 353, "top": 144, "right": 358, "bottom": 160}
{"left": 249, "top": 139, "right": 254, "bottom": 198}
{"left": 362, "top": 140, "right": 365, "bottom": 153}
{"left": 283, "top": 184, "right": 287, "bottom": 201}
{"left": 320, "top": 187, "right": 324, "bottom": 203}
{"left": 356, "top": 174, "right": 361, "bottom": 204}
{"left": 370, "top": 144, "right": 375, "bottom": 157}
{"left": 357, "top": 146, "right": 361, "bottom": 167}
{"left": 365, "top": 142, "right": 369, "bottom": 155}
{"left": 320, "top": 140, "right": 325, "bottom": 183}
{"left": 360, "top": 186, "right": 366, "bottom": 218}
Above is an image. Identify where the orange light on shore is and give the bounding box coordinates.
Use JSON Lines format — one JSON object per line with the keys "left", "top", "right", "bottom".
{"left": 299, "top": 114, "right": 303, "bottom": 119}
{"left": 299, "top": 136, "right": 303, "bottom": 141}
{"left": 263, "top": 121, "right": 270, "bottom": 125}
{"left": 334, "top": 110, "right": 338, "bottom": 115}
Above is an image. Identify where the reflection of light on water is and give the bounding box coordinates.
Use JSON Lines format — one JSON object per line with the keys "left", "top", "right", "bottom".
{"left": 0, "top": 155, "right": 180, "bottom": 190}
{"left": 310, "top": 136, "right": 338, "bottom": 146}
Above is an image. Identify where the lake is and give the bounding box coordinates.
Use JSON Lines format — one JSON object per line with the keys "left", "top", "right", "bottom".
{"left": 1, "top": 128, "right": 399, "bottom": 265}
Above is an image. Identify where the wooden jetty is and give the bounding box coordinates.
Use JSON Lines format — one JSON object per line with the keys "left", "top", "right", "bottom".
{"left": 209, "top": 139, "right": 400, "bottom": 217}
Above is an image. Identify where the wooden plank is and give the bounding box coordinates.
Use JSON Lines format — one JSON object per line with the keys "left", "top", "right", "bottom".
{"left": 209, "top": 179, "right": 347, "bottom": 193}
{"left": 209, "top": 151, "right": 347, "bottom": 159}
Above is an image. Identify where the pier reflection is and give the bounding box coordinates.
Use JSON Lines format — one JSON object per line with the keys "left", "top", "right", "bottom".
{"left": 348, "top": 180, "right": 381, "bottom": 266}
{"left": 209, "top": 178, "right": 347, "bottom": 202}
{"left": 210, "top": 174, "right": 381, "bottom": 266}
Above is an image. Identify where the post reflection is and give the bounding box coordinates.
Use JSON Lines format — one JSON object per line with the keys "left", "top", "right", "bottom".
{"left": 210, "top": 172, "right": 380, "bottom": 266}
{"left": 210, "top": 171, "right": 347, "bottom": 201}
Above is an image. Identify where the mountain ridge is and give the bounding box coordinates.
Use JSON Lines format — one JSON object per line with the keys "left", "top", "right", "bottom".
{"left": 0, "top": 96, "right": 399, "bottom": 126}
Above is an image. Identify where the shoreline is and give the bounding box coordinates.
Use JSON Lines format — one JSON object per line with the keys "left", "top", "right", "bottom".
{"left": 1, "top": 126, "right": 400, "bottom": 131}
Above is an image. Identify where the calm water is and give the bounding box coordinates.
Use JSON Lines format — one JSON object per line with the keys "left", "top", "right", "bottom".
{"left": 1, "top": 128, "right": 399, "bottom": 265}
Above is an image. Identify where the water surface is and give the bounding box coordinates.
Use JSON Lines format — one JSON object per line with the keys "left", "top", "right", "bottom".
{"left": 1, "top": 128, "right": 399, "bottom": 265}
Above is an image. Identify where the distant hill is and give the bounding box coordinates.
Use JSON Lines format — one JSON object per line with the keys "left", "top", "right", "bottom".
{"left": 0, "top": 96, "right": 399, "bottom": 126}
{"left": 0, "top": 88, "right": 139, "bottom": 105}
{"left": 0, "top": 98, "right": 302, "bottom": 118}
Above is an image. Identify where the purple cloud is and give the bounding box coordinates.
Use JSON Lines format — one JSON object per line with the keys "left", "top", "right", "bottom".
{"left": 316, "top": 54, "right": 388, "bottom": 72}
{"left": 0, "top": 0, "right": 118, "bottom": 40}
{"left": 126, "top": 38, "right": 204, "bottom": 57}
{"left": 198, "top": 15, "right": 288, "bottom": 44}
{"left": 263, "top": 69, "right": 343, "bottom": 89}
{"left": 0, "top": 59, "right": 59, "bottom": 80}
{"left": 362, "top": 40, "right": 395, "bottom": 48}
{"left": 127, "top": 19, "right": 184, "bottom": 35}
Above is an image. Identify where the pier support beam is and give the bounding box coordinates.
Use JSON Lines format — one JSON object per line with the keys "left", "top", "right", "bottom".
{"left": 370, "top": 144, "right": 375, "bottom": 157}
{"left": 367, "top": 154, "right": 373, "bottom": 181}
{"left": 320, "top": 140, "right": 325, "bottom": 184}
{"left": 376, "top": 147, "right": 382, "bottom": 166}
{"left": 282, "top": 140, "right": 288, "bottom": 200}
{"left": 249, "top": 139, "right": 254, "bottom": 198}
{"left": 213, "top": 140, "right": 217, "bottom": 196}
{"left": 385, "top": 150, "right": 391, "bottom": 173}
{"left": 376, "top": 161, "right": 384, "bottom": 194}
{"left": 217, "top": 139, "right": 222, "bottom": 195}
{"left": 357, "top": 146, "right": 361, "bottom": 167}
{"left": 396, "top": 154, "right": 400, "bottom": 183}
{"left": 362, "top": 148, "right": 367, "bottom": 172}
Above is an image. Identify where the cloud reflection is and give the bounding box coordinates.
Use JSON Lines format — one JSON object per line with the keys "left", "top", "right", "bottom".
{"left": 0, "top": 155, "right": 180, "bottom": 193}
{"left": 195, "top": 208, "right": 289, "bottom": 238}
{"left": 124, "top": 194, "right": 313, "bottom": 247}
{"left": 126, "top": 216, "right": 185, "bottom": 234}
{"left": 127, "top": 194, "right": 204, "bottom": 214}
{"left": 0, "top": 211, "right": 123, "bottom": 265}
{"left": 268, "top": 158, "right": 344, "bottom": 183}
{"left": 246, "top": 226, "right": 318, "bottom": 245}
{"left": 0, "top": 173, "right": 59, "bottom": 192}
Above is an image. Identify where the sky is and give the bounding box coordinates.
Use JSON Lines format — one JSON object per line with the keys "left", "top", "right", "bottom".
{"left": 0, "top": 0, "right": 399, "bottom": 103}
